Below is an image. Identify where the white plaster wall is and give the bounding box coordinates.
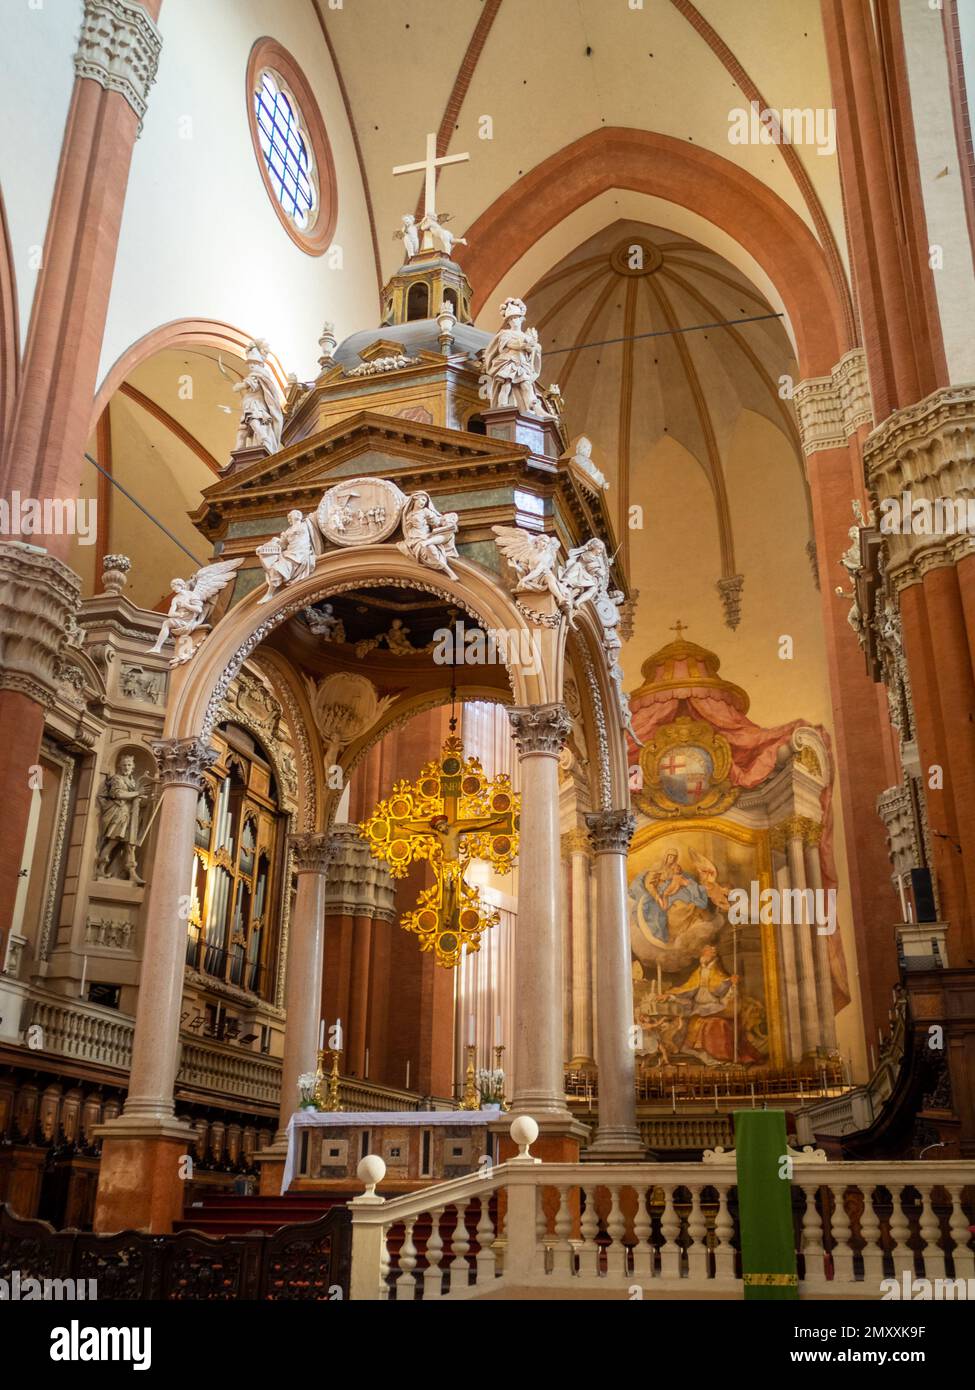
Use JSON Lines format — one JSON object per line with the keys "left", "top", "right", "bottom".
{"left": 900, "top": 0, "right": 975, "bottom": 384}
{"left": 99, "top": 0, "right": 376, "bottom": 388}
{"left": 0, "top": 0, "right": 81, "bottom": 349}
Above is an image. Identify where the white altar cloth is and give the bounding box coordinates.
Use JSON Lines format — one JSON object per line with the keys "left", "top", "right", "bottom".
{"left": 281, "top": 1107, "right": 500, "bottom": 1193}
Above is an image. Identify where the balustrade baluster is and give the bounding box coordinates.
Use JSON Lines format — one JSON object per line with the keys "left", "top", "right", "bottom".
{"left": 828, "top": 1184, "right": 855, "bottom": 1284}
{"left": 451, "top": 1201, "right": 471, "bottom": 1286}
{"left": 552, "top": 1186, "right": 575, "bottom": 1276}
{"left": 917, "top": 1185, "right": 946, "bottom": 1280}
{"left": 886, "top": 1184, "right": 916, "bottom": 1282}
{"left": 659, "top": 1186, "right": 681, "bottom": 1280}
{"left": 535, "top": 1188, "right": 550, "bottom": 1274}
{"left": 686, "top": 1184, "right": 708, "bottom": 1281}
{"left": 800, "top": 1184, "right": 828, "bottom": 1291}
{"left": 603, "top": 1184, "right": 626, "bottom": 1277}
{"left": 631, "top": 1184, "right": 653, "bottom": 1281}
{"left": 578, "top": 1184, "right": 600, "bottom": 1278}
{"left": 475, "top": 1194, "right": 497, "bottom": 1285}
{"left": 947, "top": 1185, "right": 975, "bottom": 1280}
{"left": 397, "top": 1219, "right": 418, "bottom": 1300}
{"left": 858, "top": 1184, "right": 884, "bottom": 1284}
{"left": 379, "top": 1225, "right": 391, "bottom": 1300}
{"left": 423, "top": 1208, "right": 445, "bottom": 1299}
{"left": 712, "top": 1183, "right": 736, "bottom": 1282}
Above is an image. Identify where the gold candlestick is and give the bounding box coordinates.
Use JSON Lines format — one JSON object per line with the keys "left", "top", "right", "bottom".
{"left": 494, "top": 1043, "right": 509, "bottom": 1111}
{"left": 459, "top": 1043, "right": 480, "bottom": 1110}
{"left": 315, "top": 1047, "right": 343, "bottom": 1111}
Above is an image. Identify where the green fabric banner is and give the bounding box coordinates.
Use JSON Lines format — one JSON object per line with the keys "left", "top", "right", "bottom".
{"left": 734, "top": 1109, "right": 799, "bottom": 1301}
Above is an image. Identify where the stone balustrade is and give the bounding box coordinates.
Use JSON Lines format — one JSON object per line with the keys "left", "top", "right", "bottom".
{"left": 349, "top": 1126, "right": 975, "bottom": 1300}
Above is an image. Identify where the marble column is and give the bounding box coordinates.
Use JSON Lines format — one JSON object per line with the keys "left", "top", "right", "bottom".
{"left": 278, "top": 833, "right": 333, "bottom": 1134}
{"left": 563, "top": 829, "right": 595, "bottom": 1066}
{"left": 93, "top": 736, "right": 215, "bottom": 1232}
{"left": 786, "top": 829, "right": 821, "bottom": 1056}
{"left": 506, "top": 704, "right": 576, "bottom": 1126}
{"left": 584, "top": 810, "right": 643, "bottom": 1157}
{"left": 0, "top": 0, "right": 162, "bottom": 976}
{"left": 804, "top": 840, "right": 838, "bottom": 1049}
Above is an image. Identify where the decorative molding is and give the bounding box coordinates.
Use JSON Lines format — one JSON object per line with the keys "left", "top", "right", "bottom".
{"left": 85, "top": 916, "right": 133, "bottom": 950}
{"left": 716, "top": 573, "right": 744, "bottom": 631}
{"left": 38, "top": 739, "right": 76, "bottom": 961}
{"left": 864, "top": 384, "right": 975, "bottom": 588}
{"left": 0, "top": 542, "right": 82, "bottom": 707}
{"left": 794, "top": 349, "right": 873, "bottom": 457}
{"left": 508, "top": 702, "right": 572, "bottom": 757}
{"left": 150, "top": 736, "right": 217, "bottom": 790}
{"left": 74, "top": 0, "right": 162, "bottom": 128}
{"left": 769, "top": 815, "right": 822, "bottom": 850}
{"left": 325, "top": 824, "right": 396, "bottom": 921}
{"left": 575, "top": 643, "right": 612, "bottom": 810}
{"left": 585, "top": 809, "right": 636, "bottom": 855}
{"left": 289, "top": 831, "right": 333, "bottom": 875}
{"left": 876, "top": 783, "right": 921, "bottom": 884}
{"left": 561, "top": 829, "right": 591, "bottom": 857}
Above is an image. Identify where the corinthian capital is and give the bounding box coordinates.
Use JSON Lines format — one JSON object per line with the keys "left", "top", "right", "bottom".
{"left": 507, "top": 702, "right": 572, "bottom": 757}
{"left": 290, "top": 832, "right": 334, "bottom": 875}
{"left": 150, "top": 737, "right": 217, "bottom": 789}
{"left": 74, "top": 0, "right": 162, "bottom": 127}
{"left": 585, "top": 809, "right": 636, "bottom": 855}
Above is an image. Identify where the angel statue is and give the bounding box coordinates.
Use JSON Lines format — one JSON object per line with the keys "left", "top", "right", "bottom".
{"left": 396, "top": 214, "right": 420, "bottom": 260}
{"left": 232, "top": 340, "right": 283, "bottom": 455}
{"left": 492, "top": 525, "right": 566, "bottom": 604}
{"left": 480, "top": 298, "right": 556, "bottom": 419}
{"left": 421, "top": 212, "right": 467, "bottom": 257}
{"left": 561, "top": 538, "right": 612, "bottom": 626}
{"left": 147, "top": 558, "right": 244, "bottom": 665}
{"left": 397, "top": 491, "right": 460, "bottom": 580}
{"left": 256, "top": 509, "right": 319, "bottom": 604}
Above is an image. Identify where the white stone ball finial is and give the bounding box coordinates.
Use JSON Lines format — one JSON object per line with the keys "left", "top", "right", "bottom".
{"left": 509, "top": 1115, "right": 539, "bottom": 1159}
{"left": 357, "top": 1154, "right": 386, "bottom": 1195}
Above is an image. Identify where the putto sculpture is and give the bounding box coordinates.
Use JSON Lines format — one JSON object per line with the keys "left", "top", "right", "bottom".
{"left": 492, "top": 524, "right": 566, "bottom": 603}
{"left": 147, "top": 557, "right": 243, "bottom": 665}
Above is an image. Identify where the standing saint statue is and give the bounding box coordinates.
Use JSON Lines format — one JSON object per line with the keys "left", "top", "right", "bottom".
{"left": 95, "top": 754, "right": 150, "bottom": 884}
{"left": 257, "top": 509, "right": 319, "bottom": 603}
{"left": 481, "top": 298, "right": 555, "bottom": 418}
{"left": 397, "top": 491, "right": 460, "bottom": 579}
{"left": 232, "top": 340, "right": 283, "bottom": 454}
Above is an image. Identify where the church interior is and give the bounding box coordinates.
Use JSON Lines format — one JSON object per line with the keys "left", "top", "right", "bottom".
{"left": 1, "top": 0, "right": 975, "bottom": 1322}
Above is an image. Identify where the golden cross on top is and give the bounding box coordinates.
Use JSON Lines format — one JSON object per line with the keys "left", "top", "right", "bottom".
{"left": 670, "top": 620, "right": 689, "bottom": 639}
{"left": 393, "top": 133, "right": 470, "bottom": 222}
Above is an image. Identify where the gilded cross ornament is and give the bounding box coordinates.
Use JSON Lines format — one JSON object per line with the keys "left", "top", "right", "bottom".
{"left": 358, "top": 736, "right": 519, "bottom": 968}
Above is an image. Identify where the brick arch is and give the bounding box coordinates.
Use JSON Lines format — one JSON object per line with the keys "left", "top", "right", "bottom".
{"left": 0, "top": 184, "right": 18, "bottom": 442}
{"left": 459, "top": 127, "right": 853, "bottom": 378}
{"left": 91, "top": 317, "right": 288, "bottom": 430}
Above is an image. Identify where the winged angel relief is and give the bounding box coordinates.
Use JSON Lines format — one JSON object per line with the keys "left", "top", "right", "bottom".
{"left": 147, "top": 558, "right": 243, "bottom": 666}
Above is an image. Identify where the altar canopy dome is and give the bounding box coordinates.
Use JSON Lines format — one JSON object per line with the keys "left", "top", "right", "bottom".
{"left": 332, "top": 318, "right": 489, "bottom": 370}
{"left": 632, "top": 630, "right": 750, "bottom": 716}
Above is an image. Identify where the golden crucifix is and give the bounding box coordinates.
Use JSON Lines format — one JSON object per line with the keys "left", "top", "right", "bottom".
{"left": 358, "top": 736, "right": 519, "bottom": 968}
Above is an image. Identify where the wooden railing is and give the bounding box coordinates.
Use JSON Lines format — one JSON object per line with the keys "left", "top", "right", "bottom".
{"left": 0, "top": 1202, "right": 351, "bottom": 1301}
{"left": 349, "top": 1124, "right": 975, "bottom": 1300}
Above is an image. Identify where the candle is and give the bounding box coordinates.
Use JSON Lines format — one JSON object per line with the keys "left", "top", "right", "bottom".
{"left": 334, "top": 1017, "right": 343, "bottom": 1052}
{"left": 468, "top": 1014, "right": 475, "bottom": 1047}
{"left": 495, "top": 1013, "right": 502, "bottom": 1043}
{"left": 671, "top": 1085, "right": 676, "bottom": 1113}
{"left": 365, "top": 1048, "right": 369, "bottom": 1079}
{"left": 750, "top": 1082, "right": 756, "bottom": 1109}
{"left": 869, "top": 1044, "right": 876, "bottom": 1071}
{"left": 79, "top": 955, "right": 88, "bottom": 1000}
{"left": 714, "top": 1083, "right": 718, "bottom": 1113}
{"left": 405, "top": 1059, "right": 411, "bottom": 1089}
{"left": 318, "top": 1018, "right": 325, "bottom": 1051}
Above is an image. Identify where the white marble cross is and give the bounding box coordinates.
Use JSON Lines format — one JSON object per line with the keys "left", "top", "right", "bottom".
{"left": 393, "top": 133, "right": 469, "bottom": 221}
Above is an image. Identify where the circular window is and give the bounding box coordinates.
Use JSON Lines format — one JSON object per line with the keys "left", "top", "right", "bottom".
{"left": 246, "top": 38, "right": 337, "bottom": 256}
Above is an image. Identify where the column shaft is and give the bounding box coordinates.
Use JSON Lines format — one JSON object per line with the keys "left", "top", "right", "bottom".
{"left": 279, "top": 834, "right": 331, "bottom": 1133}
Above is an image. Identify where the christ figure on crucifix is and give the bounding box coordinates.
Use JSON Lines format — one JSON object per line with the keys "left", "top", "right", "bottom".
{"left": 400, "top": 806, "right": 511, "bottom": 934}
